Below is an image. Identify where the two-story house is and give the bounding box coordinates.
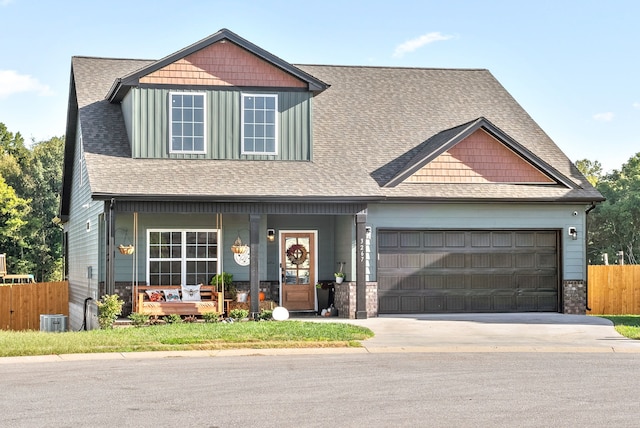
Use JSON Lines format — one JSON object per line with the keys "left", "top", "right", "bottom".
{"left": 60, "top": 28, "right": 603, "bottom": 330}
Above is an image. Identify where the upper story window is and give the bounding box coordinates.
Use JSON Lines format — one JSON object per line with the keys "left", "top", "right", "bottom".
{"left": 242, "top": 94, "right": 278, "bottom": 155}
{"left": 170, "top": 92, "right": 206, "bottom": 154}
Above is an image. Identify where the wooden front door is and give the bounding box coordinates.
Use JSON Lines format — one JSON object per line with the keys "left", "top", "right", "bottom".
{"left": 281, "top": 232, "right": 316, "bottom": 311}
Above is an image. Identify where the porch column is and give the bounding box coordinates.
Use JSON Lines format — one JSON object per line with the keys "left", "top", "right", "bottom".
{"left": 355, "top": 210, "right": 367, "bottom": 319}
{"left": 106, "top": 199, "right": 115, "bottom": 295}
{"left": 249, "top": 214, "right": 260, "bottom": 318}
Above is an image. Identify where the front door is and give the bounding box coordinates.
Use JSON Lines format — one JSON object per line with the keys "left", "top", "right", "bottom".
{"left": 281, "top": 232, "right": 316, "bottom": 311}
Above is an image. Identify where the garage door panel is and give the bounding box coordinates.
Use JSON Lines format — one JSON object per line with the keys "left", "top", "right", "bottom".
{"left": 445, "top": 253, "right": 465, "bottom": 268}
{"left": 445, "top": 232, "right": 466, "bottom": 247}
{"left": 400, "top": 232, "right": 421, "bottom": 247}
{"left": 378, "top": 230, "right": 559, "bottom": 314}
{"left": 538, "top": 254, "right": 557, "bottom": 268}
{"left": 425, "top": 275, "right": 445, "bottom": 289}
{"left": 400, "top": 296, "right": 422, "bottom": 312}
{"left": 491, "top": 253, "right": 513, "bottom": 268}
{"left": 379, "top": 296, "right": 400, "bottom": 313}
{"left": 378, "top": 253, "right": 399, "bottom": 268}
{"left": 445, "top": 274, "right": 465, "bottom": 289}
{"left": 516, "top": 253, "right": 536, "bottom": 268}
{"left": 423, "top": 253, "right": 446, "bottom": 267}
{"left": 424, "top": 232, "right": 444, "bottom": 247}
{"left": 492, "top": 232, "right": 513, "bottom": 247}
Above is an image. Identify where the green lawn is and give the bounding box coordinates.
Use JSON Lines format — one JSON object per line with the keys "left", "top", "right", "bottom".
{"left": 597, "top": 315, "right": 640, "bottom": 339}
{"left": 0, "top": 321, "right": 374, "bottom": 357}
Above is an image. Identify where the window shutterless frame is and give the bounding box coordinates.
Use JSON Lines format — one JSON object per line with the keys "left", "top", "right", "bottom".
{"left": 241, "top": 93, "right": 278, "bottom": 155}
{"left": 146, "top": 229, "right": 219, "bottom": 286}
{"left": 169, "top": 92, "right": 207, "bottom": 154}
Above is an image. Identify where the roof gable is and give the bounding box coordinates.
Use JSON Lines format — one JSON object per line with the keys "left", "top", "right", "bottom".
{"left": 140, "top": 39, "right": 307, "bottom": 88}
{"left": 385, "top": 117, "right": 577, "bottom": 188}
{"left": 106, "top": 28, "right": 328, "bottom": 102}
{"left": 406, "top": 128, "right": 554, "bottom": 184}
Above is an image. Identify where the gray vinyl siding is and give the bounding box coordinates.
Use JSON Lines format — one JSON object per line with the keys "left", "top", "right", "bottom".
{"left": 65, "top": 124, "right": 103, "bottom": 330}
{"left": 128, "top": 88, "right": 312, "bottom": 160}
{"left": 113, "top": 213, "right": 345, "bottom": 284}
{"left": 367, "top": 203, "right": 588, "bottom": 281}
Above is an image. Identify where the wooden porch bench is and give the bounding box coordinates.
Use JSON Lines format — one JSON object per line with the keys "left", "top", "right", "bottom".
{"left": 135, "top": 285, "right": 224, "bottom": 316}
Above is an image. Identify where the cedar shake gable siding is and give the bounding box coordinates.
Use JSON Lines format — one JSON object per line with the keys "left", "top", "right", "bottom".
{"left": 140, "top": 40, "right": 307, "bottom": 88}
{"left": 407, "top": 129, "right": 555, "bottom": 184}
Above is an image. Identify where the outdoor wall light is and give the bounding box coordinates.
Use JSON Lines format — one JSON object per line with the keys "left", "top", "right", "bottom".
{"left": 568, "top": 227, "right": 577, "bottom": 240}
{"left": 267, "top": 229, "right": 276, "bottom": 242}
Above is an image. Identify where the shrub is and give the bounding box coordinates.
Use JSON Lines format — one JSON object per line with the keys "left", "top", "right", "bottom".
{"left": 229, "top": 308, "right": 249, "bottom": 320}
{"left": 95, "top": 294, "right": 124, "bottom": 329}
{"left": 128, "top": 312, "right": 150, "bottom": 327}
{"left": 163, "top": 314, "right": 182, "bottom": 324}
{"left": 259, "top": 309, "right": 273, "bottom": 320}
{"left": 203, "top": 312, "right": 221, "bottom": 323}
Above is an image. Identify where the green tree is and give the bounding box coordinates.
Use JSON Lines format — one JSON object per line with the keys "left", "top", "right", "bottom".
{"left": 0, "top": 175, "right": 30, "bottom": 273}
{"left": 20, "top": 137, "right": 65, "bottom": 280}
{"left": 587, "top": 154, "right": 640, "bottom": 265}
{"left": 0, "top": 123, "right": 64, "bottom": 280}
{"left": 575, "top": 158, "right": 603, "bottom": 187}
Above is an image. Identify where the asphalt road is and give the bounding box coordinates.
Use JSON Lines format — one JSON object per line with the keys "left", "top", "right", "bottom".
{"left": 2, "top": 352, "right": 639, "bottom": 427}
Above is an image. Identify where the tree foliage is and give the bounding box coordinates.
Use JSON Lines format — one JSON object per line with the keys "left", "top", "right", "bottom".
{"left": 580, "top": 154, "right": 640, "bottom": 265}
{"left": 0, "top": 123, "right": 64, "bottom": 280}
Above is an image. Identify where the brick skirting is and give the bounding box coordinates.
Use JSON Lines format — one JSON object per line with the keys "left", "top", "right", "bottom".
{"left": 563, "top": 280, "right": 586, "bottom": 314}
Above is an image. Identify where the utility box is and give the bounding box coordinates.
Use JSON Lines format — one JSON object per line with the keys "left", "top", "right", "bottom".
{"left": 40, "top": 314, "right": 68, "bottom": 332}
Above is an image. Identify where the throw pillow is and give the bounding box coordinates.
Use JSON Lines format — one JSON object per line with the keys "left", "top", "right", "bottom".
{"left": 181, "top": 284, "right": 201, "bottom": 302}
{"left": 145, "top": 289, "right": 164, "bottom": 302}
{"left": 163, "top": 289, "right": 181, "bottom": 302}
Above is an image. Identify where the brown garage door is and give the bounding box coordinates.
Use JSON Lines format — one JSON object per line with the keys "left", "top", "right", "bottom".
{"left": 377, "top": 230, "right": 559, "bottom": 313}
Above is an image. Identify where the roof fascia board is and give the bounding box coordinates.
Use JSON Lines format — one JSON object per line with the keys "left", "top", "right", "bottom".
{"left": 107, "top": 28, "right": 328, "bottom": 102}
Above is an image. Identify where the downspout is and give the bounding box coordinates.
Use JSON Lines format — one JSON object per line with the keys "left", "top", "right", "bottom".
{"left": 584, "top": 202, "right": 597, "bottom": 312}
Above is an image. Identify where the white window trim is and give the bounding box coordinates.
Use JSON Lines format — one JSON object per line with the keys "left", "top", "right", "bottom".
{"left": 169, "top": 92, "right": 207, "bottom": 155}
{"left": 241, "top": 93, "right": 279, "bottom": 156}
{"left": 146, "top": 229, "right": 219, "bottom": 285}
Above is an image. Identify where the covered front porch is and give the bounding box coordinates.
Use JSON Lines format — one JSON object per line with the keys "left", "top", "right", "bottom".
{"left": 99, "top": 200, "right": 376, "bottom": 320}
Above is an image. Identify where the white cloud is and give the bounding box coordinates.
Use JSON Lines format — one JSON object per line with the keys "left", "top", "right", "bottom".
{"left": 393, "top": 32, "right": 454, "bottom": 58}
{"left": 0, "top": 70, "right": 53, "bottom": 98}
{"left": 633, "top": 102, "right": 640, "bottom": 109}
{"left": 593, "top": 112, "right": 614, "bottom": 122}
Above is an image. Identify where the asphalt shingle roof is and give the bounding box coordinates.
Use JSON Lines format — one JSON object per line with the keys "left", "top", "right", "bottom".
{"left": 66, "top": 55, "right": 603, "bottom": 204}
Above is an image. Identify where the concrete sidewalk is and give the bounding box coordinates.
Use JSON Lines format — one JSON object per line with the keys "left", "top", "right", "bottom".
{"left": 305, "top": 313, "right": 640, "bottom": 353}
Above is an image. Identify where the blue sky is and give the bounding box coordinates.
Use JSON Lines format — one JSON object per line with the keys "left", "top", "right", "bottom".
{"left": 0, "top": 0, "right": 637, "bottom": 173}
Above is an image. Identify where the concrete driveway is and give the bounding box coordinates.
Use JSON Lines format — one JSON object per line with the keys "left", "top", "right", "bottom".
{"left": 306, "top": 313, "right": 640, "bottom": 353}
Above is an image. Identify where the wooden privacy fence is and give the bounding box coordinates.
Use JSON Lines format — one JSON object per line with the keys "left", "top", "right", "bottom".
{"left": 0, "top": 281, "right": 69, "bottom": 331}
{"left": 587, "top": 266, "right": 640, "bottom": 315}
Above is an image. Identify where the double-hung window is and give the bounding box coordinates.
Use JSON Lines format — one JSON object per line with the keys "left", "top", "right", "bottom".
{"left": 241, "top": 93, "right": 278, "bottom": 155}
{"left": 170, "top": 92, "right": 206, "bottom": 154}
{"left": 147, "top": 229, "right": 218, "bottom": 285}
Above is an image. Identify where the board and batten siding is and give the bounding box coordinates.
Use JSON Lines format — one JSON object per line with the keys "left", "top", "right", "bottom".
{"left": 367, "top": 203, "right": 588, "bottom": 281}
{"left": 125, "top": 88, "right": 312, "bottom": 161}
{"left": 65, "top": 125, "right": 104, "bottom": 330}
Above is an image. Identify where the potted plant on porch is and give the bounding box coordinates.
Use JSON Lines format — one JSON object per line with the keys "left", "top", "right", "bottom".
{"left": 210, "top": 272, "right": 237, "bottom": 301}
{"left": 334, "top": 272, "right": 345, "bottom": 284}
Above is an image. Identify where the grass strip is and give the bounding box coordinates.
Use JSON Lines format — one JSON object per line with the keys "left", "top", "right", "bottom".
{"left": 597, "top": 315, "right": 640, "bottom": 339}
{"left": 0, "top": 321, "right": 374, "bottom": 357}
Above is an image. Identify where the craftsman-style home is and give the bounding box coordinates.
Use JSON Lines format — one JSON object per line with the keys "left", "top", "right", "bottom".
{"left": 60, "top": 28, "right": 603, "bottom": 330}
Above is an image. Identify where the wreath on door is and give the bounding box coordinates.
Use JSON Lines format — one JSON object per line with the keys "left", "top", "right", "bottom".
{"left": 286, "top": 244, "right": 308, "bottom": 265}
